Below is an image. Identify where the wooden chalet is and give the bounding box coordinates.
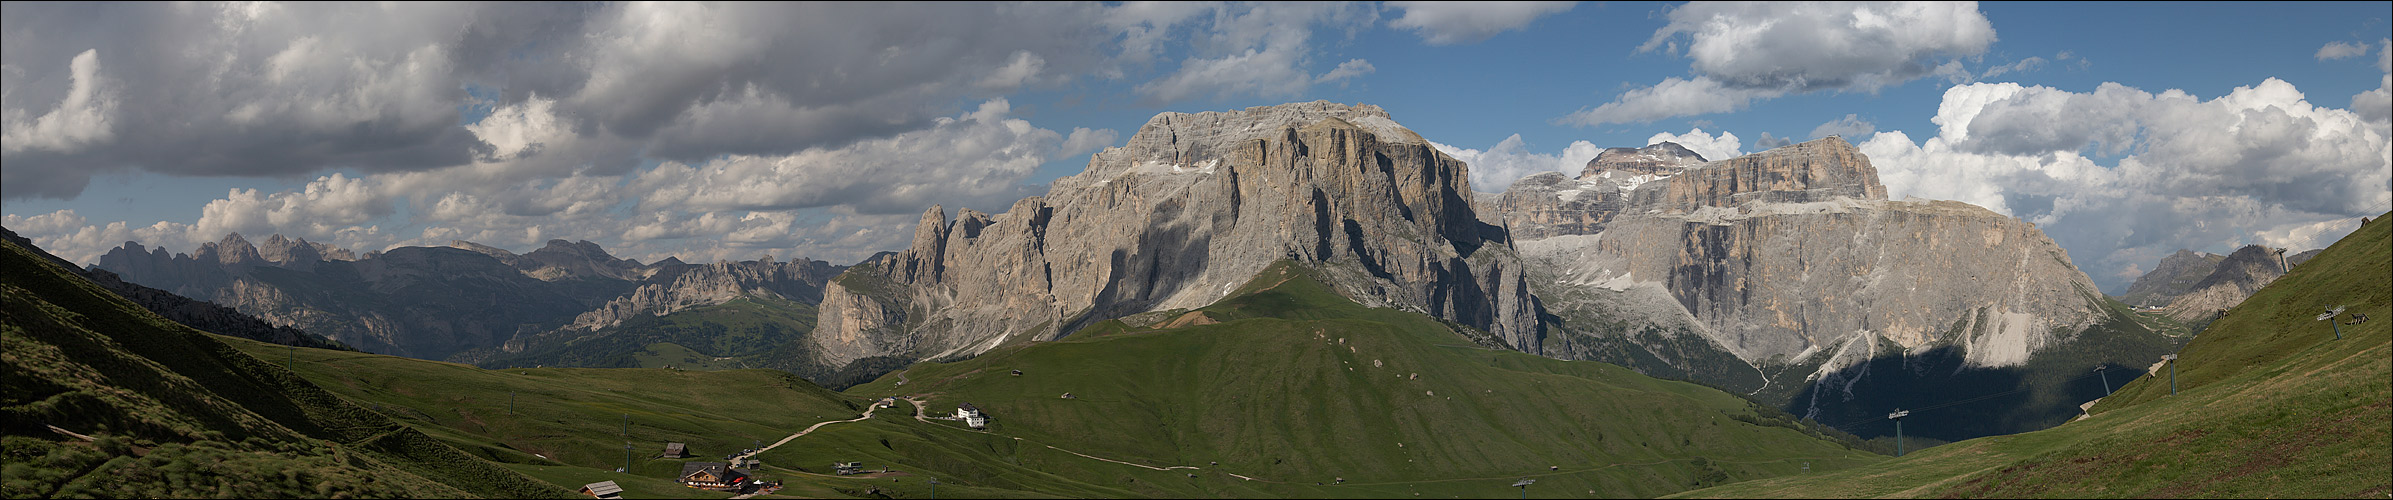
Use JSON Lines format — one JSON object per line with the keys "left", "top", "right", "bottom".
{"left": 578, "top": 480, "right": 623, "bottom": 499}
{"left": 678, "top": 462, "right": 750, "bottom": 491}
{"left": 658, "top": 442, "right": 690, "bottom": 458}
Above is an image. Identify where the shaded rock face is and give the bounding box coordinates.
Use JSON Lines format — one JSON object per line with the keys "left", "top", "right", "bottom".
{"left": 449, "top": 239, "right": 653, "bottom": 282}
{"left": 813, "top": 101, "right": 1537, "bottom": 367}
{"left": 95, "top": 235, "right": 827, "bottom": 361}
{"left": 1504, "top": 136, "right": 2105, "bottom": 369}
{"left": 2161, "top": 244, "right": 2289, "bottom": 322}
{"left": 2117, "top": 249, "right": 2227, "bottom": 307}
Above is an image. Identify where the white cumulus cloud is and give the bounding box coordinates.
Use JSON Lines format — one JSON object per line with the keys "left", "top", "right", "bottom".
{"left": 2317, "top": 40, "right": 2370, "bottom": 60}
{"left": 1567, "top": 1, "right": 1996, "bottom": 125}
{"left": 1388, "top": 1, "right": 1576, "bottom": 45}
{"left": 1430, "top": 135, "right": 1606, "bottom": 191}
{"left": 1859, "top": 78, "right": 2391, "bottom": 293}
{"left": 1647, "top": 128, "right": 1745, "bottom": 161}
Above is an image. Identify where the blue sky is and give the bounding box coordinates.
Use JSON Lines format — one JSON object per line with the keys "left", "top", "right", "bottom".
{"left": 4, "top": 1, "right": 2388, "bottom": 294}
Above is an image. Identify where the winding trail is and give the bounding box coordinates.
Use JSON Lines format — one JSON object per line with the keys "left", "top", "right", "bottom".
{"left": 734, "top": 402, "right": 882, "bottom": 464}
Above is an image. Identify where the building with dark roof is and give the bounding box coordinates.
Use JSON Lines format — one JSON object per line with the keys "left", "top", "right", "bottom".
{"left": 678, "top": 462, "right": 750, "bottom": 491}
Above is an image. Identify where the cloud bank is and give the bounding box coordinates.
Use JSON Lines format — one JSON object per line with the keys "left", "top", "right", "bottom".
{"left": 1564, "top": 1, "right": 1996, "bottom": 126}
{"left": 2, "top": 2, "right": 1420, "bottom": 267}
{"left": 1861, "top": 76, "right": 2391, "bottom": 292}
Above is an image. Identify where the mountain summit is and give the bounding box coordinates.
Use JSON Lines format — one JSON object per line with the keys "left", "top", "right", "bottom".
{"left": 1498, "top": 135, "right": 2175, "bottom": 441}
{"left": 812, "top": 101, "right": 1537, "bottom": 369}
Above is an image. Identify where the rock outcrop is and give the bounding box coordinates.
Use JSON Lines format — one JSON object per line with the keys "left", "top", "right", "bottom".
{"left": 812, "top": 101, "right": 1536, "bottom": 368}
{"left": 555, "top": 257, "right": 839, "bottom": 334}
{"left": 100, "top": 236, "right": 643, "bottom": 359}
{"left": 1493, "top": 135, "right": 2182, "bottom": 442}
{"left": 2161, "top": 244, "right": 2290, "bottom": 322}
{"left": 2118, "top": 249, "right": 2227, "bottom": 307}
{"left": 5, "top": 226, "right": 346, "bottom": 349}
{"left": 450, "top": 239, "right": 654, "bottom": 282}
{"left": 98, "top": 234, "right": 845, "bottom": 364}
{"left": 1512, "top": 137, "right": 2102, "bottom": 370}
{"left": 1494, "top": 143, "right": 1704, "bottom": 240}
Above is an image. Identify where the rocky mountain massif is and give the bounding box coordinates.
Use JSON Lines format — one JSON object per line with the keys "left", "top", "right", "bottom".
{"left": 2150, "top": 244, "right": 2295, "bottom": 324}
{"left": 3, "top": 226, "right": 345, "bottom": 350}
{"left": 811, "top": 101, "right": 1535, "bottom": 370}
{"left": 95, "top": 235, "right": 840, "bottom": 366}
{"left": 2117, "top": 249, "right": 2228, "bottom": 307}
{"left": 1492, "top": 136, "right": 2178, "bottom": 441}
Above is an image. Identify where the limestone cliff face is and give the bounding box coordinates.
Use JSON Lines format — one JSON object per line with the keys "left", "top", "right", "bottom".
{"left": 1505, "top": 137, "right": 2104, "bottom": 372}
{"left": 1495, "top": 143, "right": 1705, "bottom": 240}
{"left": 1625, "top": 136, "right": 1887, "bottom": 214}
{"left": 2161, "top": 244, "right": 2288, "bottom": 322}
{"left": 813, "top": 101, "right": 1536, "bottom": 367}
{"left": 1577, "top": 199, "right": 2101, "bottom": 367}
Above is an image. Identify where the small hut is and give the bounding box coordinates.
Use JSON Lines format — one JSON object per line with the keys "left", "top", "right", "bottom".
{"left": 658, "top": 442, "right": 690, "bottom": 458}
{"left": 579, "top": 481, "right": 623, "bottom": 499}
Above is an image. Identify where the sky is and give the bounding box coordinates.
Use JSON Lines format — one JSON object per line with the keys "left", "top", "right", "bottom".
{"left": 3, "top": 1, "right": 2387, "bottom": 295}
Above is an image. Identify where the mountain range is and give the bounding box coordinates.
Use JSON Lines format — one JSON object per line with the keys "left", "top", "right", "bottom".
{"left": 10, "top": 99, "right": 2382, "bottom": 498}
{"left": 85, "top": 101, "right": 2252, "bottom": 446}
{"left": 93, "top": 234, "right": 847, "bottom": 376}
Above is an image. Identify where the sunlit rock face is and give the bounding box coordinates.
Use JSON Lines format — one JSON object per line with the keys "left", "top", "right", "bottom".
{"left": 1506, "top": 136, "right": 2105, "bottom": 373}
{"left": 812, "top": 101, "right": 1537, "bottom": 367}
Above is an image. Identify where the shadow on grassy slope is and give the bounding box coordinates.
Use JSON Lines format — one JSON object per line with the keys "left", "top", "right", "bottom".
{"left": 1673, "top": 213, "right": 2391, "bottom": 499}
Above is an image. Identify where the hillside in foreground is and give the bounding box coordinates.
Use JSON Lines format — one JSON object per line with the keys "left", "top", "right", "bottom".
{"left": 1673, "top": 213, "right": 2391, "bottom": 498}
{"left": 0, "top": 228, "right": 569, "bottom": 498}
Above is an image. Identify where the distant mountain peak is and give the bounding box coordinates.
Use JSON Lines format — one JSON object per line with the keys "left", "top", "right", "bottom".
{"left": 1581, "top": 141, "right": 1707, "bottom": 178}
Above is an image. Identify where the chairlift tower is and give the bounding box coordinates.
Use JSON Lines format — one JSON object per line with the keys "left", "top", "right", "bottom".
{"left": 927, "top": 477, "right": 938, "bottom": 499}
{"left": 2317, "top": 306, "right": 2347, "bottom": 340}
{"left": 1888, "top": 409, "right": 1911, "bottom": 457}
{"left": 1512, "top": 478, "right": 1535, "bottom": 499}
{"left": 2095, "top": 365, "right": 2112, "bottom": 396}
{"left": 2161, "top": 354, "right": 2179, "bottom": 395}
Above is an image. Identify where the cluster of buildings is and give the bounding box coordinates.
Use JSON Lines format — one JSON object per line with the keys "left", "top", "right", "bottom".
{"left": 579, "top": 401, "right": 997, "bottom": 497}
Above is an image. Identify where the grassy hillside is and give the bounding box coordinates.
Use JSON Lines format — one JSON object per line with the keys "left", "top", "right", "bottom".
{"left": 816, "top": 261, "right": 1883, "bottom": 498}
{"left": 480, "top": 296, "right": 821, "bottom": 375}
{"left": 0, "top": 232, "right": 570, "bottom": 498}
{"left": 219, "top": 334, "right": 868, "bottom": 492}
{"left": 1674, "top": 213, "right": 2391, "bottom": 498}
